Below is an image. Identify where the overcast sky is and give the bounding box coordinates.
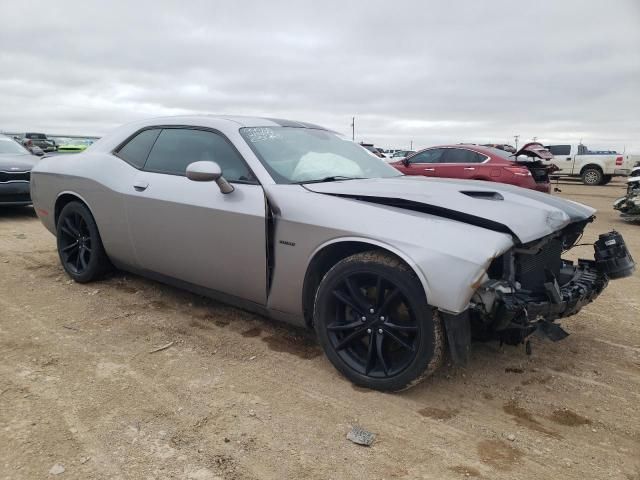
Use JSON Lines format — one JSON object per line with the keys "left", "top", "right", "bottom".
{"left": 1, "top": 0, "right": 639, "bottom": 151}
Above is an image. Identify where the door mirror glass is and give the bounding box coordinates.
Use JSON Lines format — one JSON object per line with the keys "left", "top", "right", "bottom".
{"left": 186, "top": 161, "right": 234, "bottom": 194}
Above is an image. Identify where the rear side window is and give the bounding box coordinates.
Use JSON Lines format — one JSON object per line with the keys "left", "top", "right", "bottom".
{"left": 116, "top": 129, "right": 161, "bottom": 168}
{"left": 144, "top": 128, "right": 254, "bottom": 182}
{"left": 443, "top": 148, "right": 485, "bottom": 163}
{"left": 546, "top": 145, "right": 571, "bottom": 156}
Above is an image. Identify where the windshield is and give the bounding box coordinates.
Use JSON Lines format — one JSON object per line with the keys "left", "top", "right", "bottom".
{"left": 0, "top": 137, "right": 29, "bottom": 155}
{"left": 240, "top": 127, "right": 402, "bottom": 184}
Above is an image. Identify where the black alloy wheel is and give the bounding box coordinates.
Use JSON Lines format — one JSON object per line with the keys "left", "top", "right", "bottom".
{"left": 59, "top": 211, "right": 92, "bottom": 274}
{"left": 56, "top": 201, "right": 110, "bottom": 282}
{"left": 314, "top": 251, "right": 443, "bottom": 391}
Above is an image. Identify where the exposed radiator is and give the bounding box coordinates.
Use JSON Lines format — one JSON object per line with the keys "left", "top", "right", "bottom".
{"left": 516, "top": 239, "right": 563, "bottom": 291}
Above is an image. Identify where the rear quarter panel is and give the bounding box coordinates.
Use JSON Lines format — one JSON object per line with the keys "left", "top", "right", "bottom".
{"left": 31, "top": 153, "right": 139, "bottom": 267}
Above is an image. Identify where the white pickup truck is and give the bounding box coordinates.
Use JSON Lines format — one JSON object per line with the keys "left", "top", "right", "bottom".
{"left": 543, "top": 144, "right": 637, "bottom": 185}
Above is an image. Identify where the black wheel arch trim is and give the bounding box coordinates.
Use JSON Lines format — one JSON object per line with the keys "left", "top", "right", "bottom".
{"left": 301, "top": 239, "right": 431, "bottom": 328}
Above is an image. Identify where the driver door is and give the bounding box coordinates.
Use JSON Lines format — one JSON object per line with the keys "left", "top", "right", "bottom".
{"left": 124, "top": 127, "right": 267, "bottom": 305}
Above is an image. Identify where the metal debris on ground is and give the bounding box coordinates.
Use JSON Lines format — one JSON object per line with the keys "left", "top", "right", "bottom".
{"left": 148, "top": 341, "right": 174, "bottom": 354}
{"left": 347, "top": 425, "right": 376, "bottom": 446}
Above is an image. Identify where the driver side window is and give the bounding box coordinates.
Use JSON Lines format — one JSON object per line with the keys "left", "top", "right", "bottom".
{"left": 409, "top": 148, "right": 446, "bottom": 164}
{"left": 143, "top": 128, "right": 256, "bottom": 183}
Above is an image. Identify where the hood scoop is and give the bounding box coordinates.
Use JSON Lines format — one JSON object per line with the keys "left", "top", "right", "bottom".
{"left": 461, "top": 191, "right": 504, "bottom": 201}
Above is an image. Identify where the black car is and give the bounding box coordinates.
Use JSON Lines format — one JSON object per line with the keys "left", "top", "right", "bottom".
{"left": 0, "top": 134, "right": 39, "bottom": 206}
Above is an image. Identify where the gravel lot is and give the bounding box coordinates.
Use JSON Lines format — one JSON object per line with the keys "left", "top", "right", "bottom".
{"left": 1, "top": 181, "right": 639, "bottom": 480}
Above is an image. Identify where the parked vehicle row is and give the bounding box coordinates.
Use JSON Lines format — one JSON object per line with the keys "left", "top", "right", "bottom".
{"left": 614, "top": 165, "right": 640, "bottom": 222}
{"left": 0, "top": 134, "right": 39, "bottom": 206}
{"left": 544, "top": 144, "right": 637, "bottom": 185}
{"left": 54, "top": 138, "right": 95, "bottom": 152}
{"left": 28, "top": 115, "right": 635, "bottom": 391}
{"left": 361, "top": 141, "right": 637, "bottom": 188}
{"left": 389, "top": 143, "right": 557, "bottom": 193}
{"left": 20, "top": 132, "right": 57, "bottom": 153}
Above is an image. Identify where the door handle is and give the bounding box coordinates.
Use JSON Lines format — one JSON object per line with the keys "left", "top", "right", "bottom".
{"left": 133, "top": 181, "right": 149, "bottom": 192}
{"left": 423, "top": 168, "right": 435, "bottom": 171}
{"left": 464, "top": 167, "right": 475, "bottom": 171}
{"left": 566, "top": 157, "right": 572, "bottom": 161}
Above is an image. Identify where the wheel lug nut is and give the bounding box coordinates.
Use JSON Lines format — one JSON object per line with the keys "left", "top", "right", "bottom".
{"left": 366, "top": 328, "right": 372, "bottom": 334}
{"left": 361, "top": 316, "right": 366, "bottom": 322}
{"left": 380, "top": 316, "right": 385, "bottom": 321}
{"left": 369, "top": 308, "right": 375, "bottom": 314}
{"left": 378, "top": 328, "right": 383, "bottom": 334}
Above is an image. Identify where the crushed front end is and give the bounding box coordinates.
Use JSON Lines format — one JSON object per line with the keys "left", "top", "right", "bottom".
{"left": 613, "top": 169, "right": 640, "bottom": 222}
{"left": 469, "top": 219, "right": 635, "bottom": 348}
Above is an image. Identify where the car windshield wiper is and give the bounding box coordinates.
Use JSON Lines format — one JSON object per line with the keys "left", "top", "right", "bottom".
{"left": 294, "top": 176, "right": 366, "bottom": 184}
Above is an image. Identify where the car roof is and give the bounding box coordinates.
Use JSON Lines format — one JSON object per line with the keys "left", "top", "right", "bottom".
{"left": 132, "top": 114, "right": 328, "bottom": 130}
{"left": 417, "top": 144, "right": 496, "bottom": 155}
{"left": 88, "top": 115, "right": 334, "bottom": 154}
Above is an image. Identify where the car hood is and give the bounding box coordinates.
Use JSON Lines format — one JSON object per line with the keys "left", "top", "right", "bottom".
{"left": 0, "top": 154, "right": 39, "bottom": 171}
{"left": 303, "top": 176, "right": 595, "bottom": 244}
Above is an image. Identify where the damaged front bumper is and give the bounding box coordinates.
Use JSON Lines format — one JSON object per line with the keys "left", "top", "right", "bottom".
{"left": 486, "top": 259, "right": 608, "bottom": 344}
{"left": 496, "top": 260, "right": 607, "bottom": 321}
{"left": 466, "top": 228, "right": 635, "bottom": 349}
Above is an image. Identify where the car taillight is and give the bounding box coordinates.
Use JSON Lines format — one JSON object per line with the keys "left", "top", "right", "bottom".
{"left": 616, "top": 156, "right": 623, "bottom": 166}
{"left": 504, "top": 166, "right": 531, "bottom": 177}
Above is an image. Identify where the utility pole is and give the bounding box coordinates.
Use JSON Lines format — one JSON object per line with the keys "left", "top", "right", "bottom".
{"left": 351, "top": 117, "right": 355, "bottom": 141}
{"left": 514, "top": 135, "right": 520, "bottom": 151}
{"left": 410, "top": 140, "right": 413, "bottom": 150}
{"left": 532, "top": 136, "right": 537, "bottom": 142}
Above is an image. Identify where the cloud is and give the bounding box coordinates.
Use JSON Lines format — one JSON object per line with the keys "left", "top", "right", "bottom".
{"left": 1, "top": 0, "right": 639, "bottom": 151}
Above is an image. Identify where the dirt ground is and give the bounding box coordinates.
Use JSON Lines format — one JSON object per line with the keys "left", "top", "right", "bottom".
{"left": 1, "top": 180, "right": 639, "bottom": 480}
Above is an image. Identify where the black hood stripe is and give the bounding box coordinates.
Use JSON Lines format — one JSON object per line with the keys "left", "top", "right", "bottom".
{"left": 321, "top": 192, "right": 519, "bottom": 241}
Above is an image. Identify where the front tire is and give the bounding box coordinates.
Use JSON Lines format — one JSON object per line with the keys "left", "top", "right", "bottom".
{"left": 581, "top": 167, "right": 603, "bottom": 185}
{"left": 56, "top": 201, "right": 110, "bottom": 283}
{"left": 313, "top": 251, "right": 444, "bottom": 391}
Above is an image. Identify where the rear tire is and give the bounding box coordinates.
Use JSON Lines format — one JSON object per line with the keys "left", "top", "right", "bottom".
{"left": 581, "top": 167, "right": 603, "bottom": 185}
{"left": 601, "top": 175, "right": 613, "bottom": 185}
{"left": 56, "top": 201, "right": 110, "bottom": 283}
{"left": 313, "top": 251, "right": 444, "bottom": 391}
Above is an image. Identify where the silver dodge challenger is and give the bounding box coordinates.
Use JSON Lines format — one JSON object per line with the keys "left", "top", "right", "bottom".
{"left": 30, "top": 116, "right": 635, "bottom": 391}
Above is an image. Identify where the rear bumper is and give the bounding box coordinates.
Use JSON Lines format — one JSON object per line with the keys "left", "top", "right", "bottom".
{"left": 533, "top": 182, "right": 551, "bottom": 193}
{"left": 500, "top": 176, "right": 551, "bottom": 193}
{"left": 614, "top": 168, "right": 631, "bottom": 176}
{"left": 0, "top": 182, "right": 31, "bottom": 205}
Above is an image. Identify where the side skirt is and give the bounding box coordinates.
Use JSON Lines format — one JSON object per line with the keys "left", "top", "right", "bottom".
{"left": 110, "top": 260, "right": 306, "bottom": 328}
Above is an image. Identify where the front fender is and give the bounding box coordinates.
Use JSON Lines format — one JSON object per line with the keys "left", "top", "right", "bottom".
{"left": 265, "top": 185, "right": 515, "bottom": 317}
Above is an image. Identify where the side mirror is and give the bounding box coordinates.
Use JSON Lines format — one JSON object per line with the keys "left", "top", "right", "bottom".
{"left": 186, "top": 161, "right": 234, "bottom": 194}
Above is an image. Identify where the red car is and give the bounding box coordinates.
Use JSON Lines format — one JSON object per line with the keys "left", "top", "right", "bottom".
{"left": 390, "top": 143, "right": 556, "bottom": 193}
